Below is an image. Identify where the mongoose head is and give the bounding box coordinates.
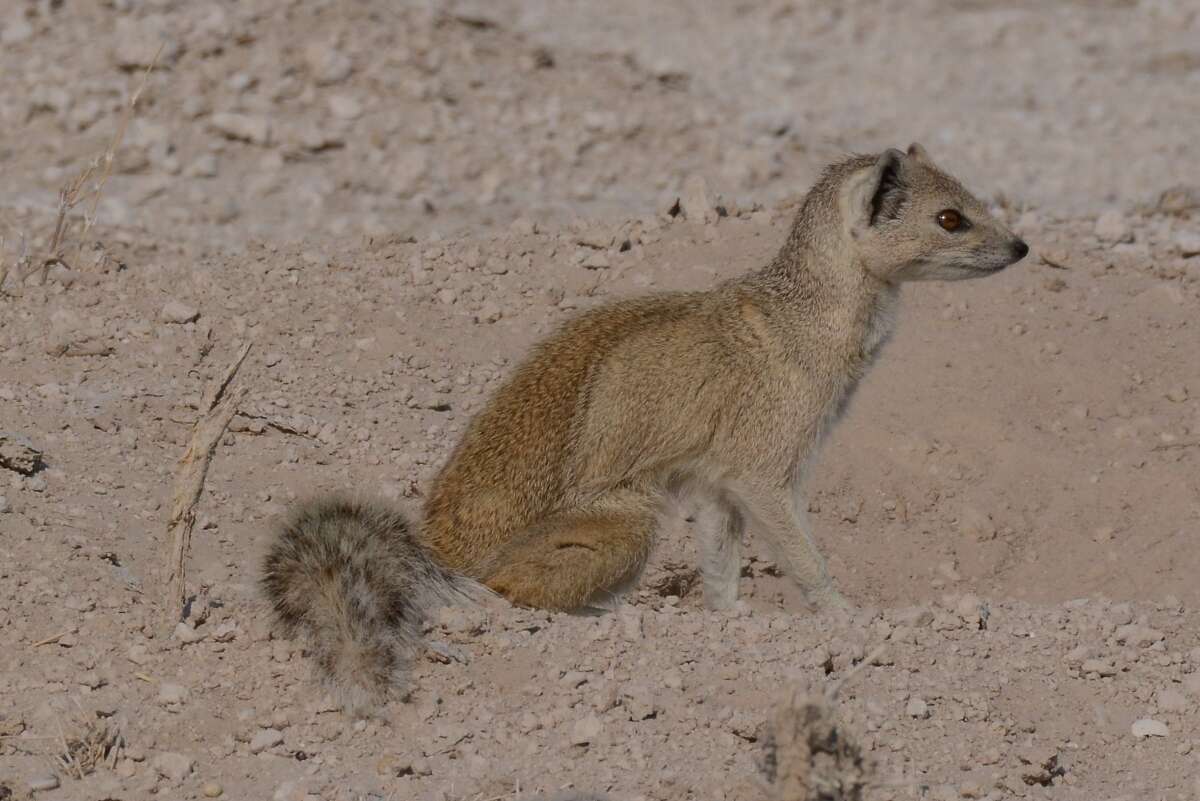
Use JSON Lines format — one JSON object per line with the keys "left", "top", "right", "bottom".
{"left": 837, "top": 143, "right": 1029, "bottom": 282}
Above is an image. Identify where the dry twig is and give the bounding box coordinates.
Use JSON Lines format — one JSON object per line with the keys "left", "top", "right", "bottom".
{"left": 163, "top": 341, "right": 252, "bottom": 622}
{"left": 1152, "top": 440, "right": 1199, "bottom": 452}
{"left": 31, "top": 631, "right": 72, "bottom": 648}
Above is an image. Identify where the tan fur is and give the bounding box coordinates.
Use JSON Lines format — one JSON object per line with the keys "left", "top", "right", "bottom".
{"left": 263, "top": 144, "right": 1028, "bottom": 708}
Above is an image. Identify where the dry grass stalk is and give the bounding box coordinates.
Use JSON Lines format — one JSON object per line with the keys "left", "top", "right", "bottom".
{"left": 164, "top": 341, "right": 252, "bottom": 623}
{"left": 22, "top": 43, "right": 163, "bottom": 284}
{"left": 760, "top": 647, "right": 885, "bottom": 801}
{"left": 0, "top": 233, "right": 29, "bottom": 296}
{"left": 763, "top": 689, "right": 869, "bottom": 801}
{"left": 0, "top": 236, "right": 9, "bottom": 293}
{"left": 53, "top": 710, "right": 123, "bottom": 780}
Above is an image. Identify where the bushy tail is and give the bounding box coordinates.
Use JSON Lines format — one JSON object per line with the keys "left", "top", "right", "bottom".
{"left": 261, "top": 496, "right": 476, "bottom": 716}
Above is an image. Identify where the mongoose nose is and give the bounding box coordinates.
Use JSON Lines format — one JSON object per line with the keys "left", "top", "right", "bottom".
{"left": 1011, "top": 239, "right": 1030, "bottom": 260}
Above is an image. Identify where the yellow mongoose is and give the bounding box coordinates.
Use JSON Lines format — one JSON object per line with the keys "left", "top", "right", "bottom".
{"left": 262, "top": 144, "right": 1029, "bottom": 713}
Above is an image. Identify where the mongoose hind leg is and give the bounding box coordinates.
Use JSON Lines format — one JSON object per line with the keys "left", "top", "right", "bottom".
{"left": 484, "top": 488, "right": 657, "bottom": 611}
{"left": 699, "top": 501, "right": 744, "bottom": 610}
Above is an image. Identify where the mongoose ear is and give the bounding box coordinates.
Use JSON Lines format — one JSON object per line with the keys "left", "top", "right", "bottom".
{"left": 842, "top": 149, "right": 905, "bottom": 237}
{"left": 906, "top": 142, "right": 935, "bottom": 166}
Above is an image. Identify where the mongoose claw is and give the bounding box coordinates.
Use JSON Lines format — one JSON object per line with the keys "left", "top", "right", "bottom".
{"left": 425, "top": 640, "right": 470, "bottom": 665}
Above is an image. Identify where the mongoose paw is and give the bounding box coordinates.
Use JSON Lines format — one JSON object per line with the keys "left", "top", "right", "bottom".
{"left": 810, "top": 587, "right": 856, "bottom": 617}
{"left": 425, "top": 640, "right": 470, "bottom": 665}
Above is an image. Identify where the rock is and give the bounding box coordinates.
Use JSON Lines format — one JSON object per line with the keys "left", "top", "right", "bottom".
{"left": 893, "top": 607, "right": 934, "bottom": 628}
{"left": 78, "top": 670, "right": 105, "bottom": 689}
{"left": 1156, "top": 185, "right": 1200, "bottom": 215}
{"left": 0, "top": 495, "right": 9, "bottom": 513}
{"left": 390, "top": 149, "right": 429, "bottom": 197}
{"left": 958, "top": 505, "right": 995, "bottom": 540}
{"left": 158, "top": 682, "right": 189, "bottom": 705}
{"left": 1039, "top": 248, "right": 1072, "bottom": 269}
{"left": 955, "top": 594, "right": 984, "bottom": 626}
{"left": 174, "top": 621, "right": 206, "bottom": 644}
{"left": 1114, "top": 624, "right": 1163, "bottom": 648}
{"left": 623, "top": 682, "right": 660, "bottom": 721}
{"left": 1093, "top": 210, "right": 1132, "bottom": 244}
{"left": 249, "top": 728, "right": 284, "bottom": 754}
{"left": 202, "top": 782, "right": 224, "bottom": 798}
{"left": 1157, "top": 688, "right": 1189, "bottom": 713}
{"left": 1107, "top": 603, "right": 1134, "bottom": 626}
{"left": 212, "top": 621, "right": 238, "bottom": 642}
{"left": 28, "top": 775, "right": 59, "bottom": 792}
{"left": 185, "top": 153, "right": 220, "bottom": 178}
{"left": 285, "top": 122, "right": 345, "bottom": 154}
{"left": 160, "top": 301, "right": 200, "bottom": 324}
{"left": 0, "top": 432, "right": 44, "bottom": 475}
{"left": 1130, "top": 718, "right": 1169, "bottom": 738}
{"left": 274, "top": 779, "right": 309, "bottom": 801}
{"left": 1164, "top": 385, "right": 1189, "bottom": 403}
{"left": 1016, "top": 746, "right": 1060, "bottom": 786}
{"left": 905, "top": 697, "right": 930, "bottom": 719}
{"left": 571, "top": 714, "right": 603, "bottom": 746}
{"left": 1175, "top": 230, "right": 1200, "bottom": 257}
{"left": 152, "top": 752, "right": 195, "bottom": 782}
{"left": 305, "top": 43, "right": 353, "bottom": 85}
{"left": 209, "top": 112, "right": 272, "bottom": 146}
{"left": 510, "top": 217, "right": 537, "bottom": 236}
{"left": 2, "top": 16, "right": 35, "bottom": 45}
{"left": 475, "top": 301, "right": 503, "bottom": 324}
{"left": 680, "top": 175, "right": 713, "bottom": 223}
{"left": 328, "top": 94, "right": 363, "bottom": 120}
{"left": 1081, "top": 658, "right": 1118, "bottom": 677}
{"left": 581, "top": 251, "right": 610, "bottom": 270}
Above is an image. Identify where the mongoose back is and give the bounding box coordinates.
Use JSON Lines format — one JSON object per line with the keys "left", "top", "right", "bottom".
{"left": 263, "top": 143, "right": 1029, "bottom": 714}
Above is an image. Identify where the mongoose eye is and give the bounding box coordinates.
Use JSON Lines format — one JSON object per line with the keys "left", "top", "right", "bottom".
{"left": 936, "top": 209, "right": 966, "bottom": 232}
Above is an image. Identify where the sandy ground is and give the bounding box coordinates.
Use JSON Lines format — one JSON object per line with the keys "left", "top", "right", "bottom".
{"left": 1, "top": 1, "right": 1199, "bottom": 800}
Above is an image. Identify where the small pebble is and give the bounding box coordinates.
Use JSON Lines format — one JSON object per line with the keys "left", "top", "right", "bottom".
{"left": 570, "top": 714, "right": 603, "bottom": 746}
{"left": 202, "top": 782, "right": 224, "bottom": 798}
{"left": 1175, "top": 230, "right": 1200, "bottom": 257}
{"left": 250, "top": 728, "right": 284, "bottom": 754}
{"left": 152, "top": 752, "right": 195, "bottom": 782}
{"left": 175, "top": 621, "right": 206, "bottom": 644}
{"left": 29, "top": 775, "right": 60, "bottom": 792}
{"left": 158, "top": 682, "right": 189, "bottom": 705}
{"left": 1164, "top": 385, "right": 1188, "bottom": 403}
{"left": 1094, "top": 210, "right": 1132, "bottom": 244}
{"left": 160, "top": 301, "right": 200, "bottom": 324}
{"left": 1157, "top": 688, "right": 1189, "bottom": 713}
{"left": 906, "top": 697, "right": 930, "bottom": 719}
{"left": 1131, "top": 718, "right": 1169, "bottom": 738}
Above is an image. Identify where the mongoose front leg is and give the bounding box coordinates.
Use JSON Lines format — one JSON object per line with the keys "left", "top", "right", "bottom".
{"left": 730, "top": 481, "right": 851, "bottom": 611}
{"left": 699, "top": 501, "right": 744, "bottom": 610}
